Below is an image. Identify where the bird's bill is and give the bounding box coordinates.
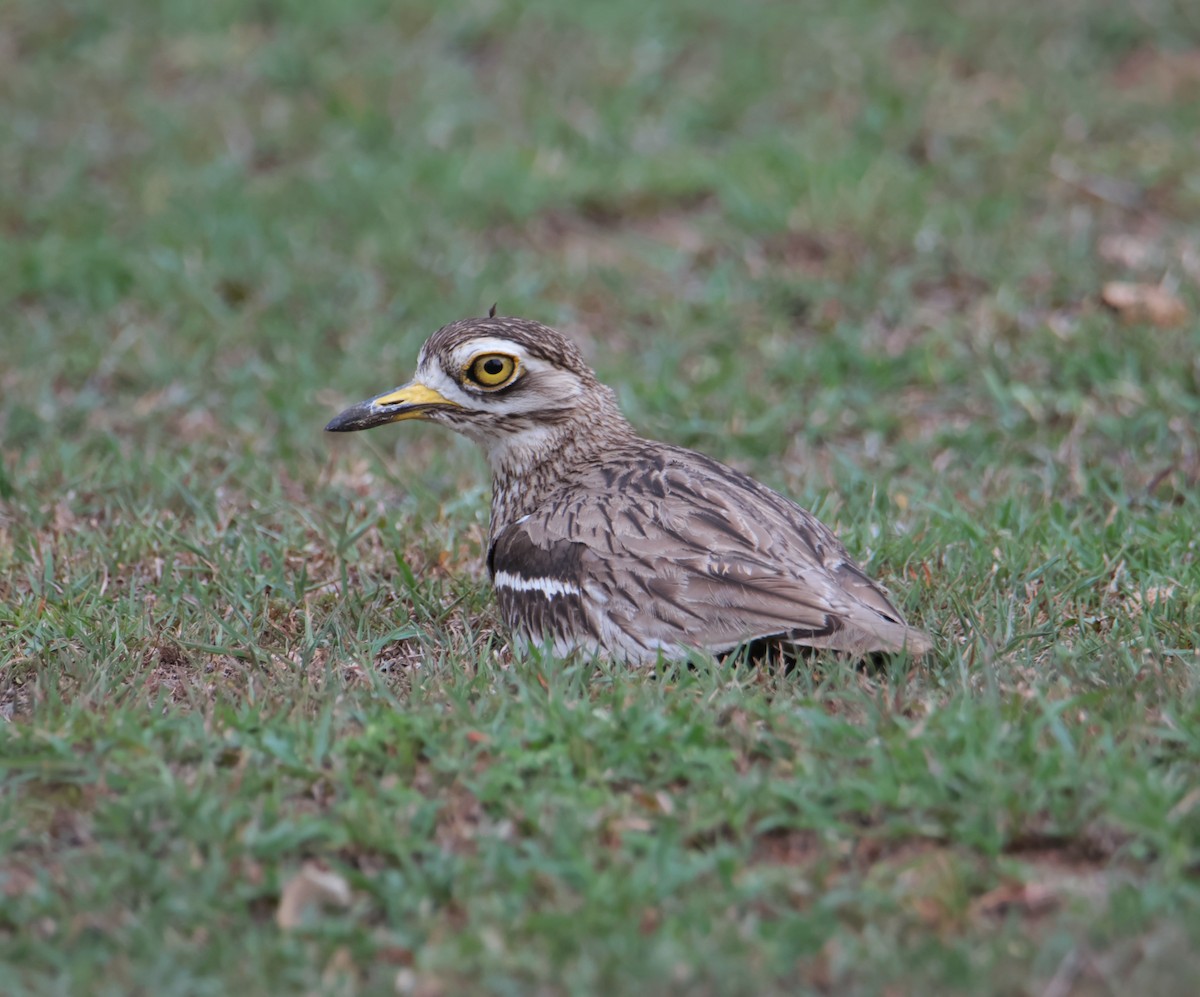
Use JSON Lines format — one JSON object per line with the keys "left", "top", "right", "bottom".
{"left": 324, "top": 380, "right": 460, "bottom": 432}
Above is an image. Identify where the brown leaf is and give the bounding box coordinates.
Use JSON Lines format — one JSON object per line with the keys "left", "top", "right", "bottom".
{"left": 276, "top": 863, "right": 352, "bottom": 930}
{"left": 2, "top": 864, "right": 39, "bottom": 899}
{"left": 639, "top": 906, "right": 661, "bottom": 934}
{"left": 971, "top": 880, "right": 1059, "bottom": 920}
{"left": 322, "top": 945, "right": 359, "bottom": 993}
{"left": 1112, "top": 46, "right": 1200, "bottom": 97}
{"left": 631, "top": 788, "right": 675, "bottom": 815}
{"left": 1097, "top": 233, "right": 1164, "bottom": 271}
{"left": 1101, "top": 281, "right": 1189, "bottom": 328}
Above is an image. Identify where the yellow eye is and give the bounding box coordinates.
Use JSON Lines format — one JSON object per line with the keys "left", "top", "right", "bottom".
{"left": 466, "top": 353, "right": 517, "bottom": 388}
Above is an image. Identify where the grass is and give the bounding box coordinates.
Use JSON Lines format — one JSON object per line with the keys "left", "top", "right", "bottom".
{"left": 2, "top": 0, "right": 1199, "bottom": 992}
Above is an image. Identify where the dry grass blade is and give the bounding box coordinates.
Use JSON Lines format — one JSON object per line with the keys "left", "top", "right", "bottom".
{"left": 277, "top": 863, "right": 352, "bottom": 930}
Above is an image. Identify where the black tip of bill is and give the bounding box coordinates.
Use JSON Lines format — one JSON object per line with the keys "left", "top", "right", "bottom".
{"left": 324, "top": 401, "right": 380, "bottom": 433}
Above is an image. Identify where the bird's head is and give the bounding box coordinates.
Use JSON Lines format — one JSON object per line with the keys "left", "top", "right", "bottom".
{"left": 325, "top": 316, "right": 626, "bottom": 469}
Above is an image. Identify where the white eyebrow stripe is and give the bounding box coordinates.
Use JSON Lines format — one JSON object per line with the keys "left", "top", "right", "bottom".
{"left": 450, "top": 337, "right": 522, "bottom": 365}
{"left": 447, "top": 338, "right": 553, "bottom": 373}
{"left": 494, "top": 571, "right": 582, "bottom": 599}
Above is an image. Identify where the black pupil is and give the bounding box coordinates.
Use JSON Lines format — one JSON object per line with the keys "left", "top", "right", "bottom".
{"left": 483, "top": 358, "right": 505, "bottom": 376}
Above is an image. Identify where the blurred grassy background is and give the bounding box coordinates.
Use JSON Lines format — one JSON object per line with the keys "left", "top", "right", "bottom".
{"left": 2, "top": 0, "right": 1200, "bottom": 993}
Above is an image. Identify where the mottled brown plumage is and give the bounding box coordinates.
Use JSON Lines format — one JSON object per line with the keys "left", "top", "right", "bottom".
{"left": 326, "top": 316, "right": 933, "bottom": 664}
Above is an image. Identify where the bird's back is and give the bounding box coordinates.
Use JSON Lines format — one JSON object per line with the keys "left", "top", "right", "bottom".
{"left": 489, "top": 437, "right": 932, "bottom": 664}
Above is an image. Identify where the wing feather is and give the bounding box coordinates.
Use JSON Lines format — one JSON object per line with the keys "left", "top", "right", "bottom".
{"left": 492, "top": 444, "right": 932, "bottom": 661}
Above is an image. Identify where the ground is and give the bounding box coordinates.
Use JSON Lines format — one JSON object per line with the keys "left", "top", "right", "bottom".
{"left": 1, "top": 0, "right": 1199, "bottom": 994}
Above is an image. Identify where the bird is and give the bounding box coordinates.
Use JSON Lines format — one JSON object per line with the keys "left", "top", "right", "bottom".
{"left": 325, "top": 314, "right": 933, "bottom": 665}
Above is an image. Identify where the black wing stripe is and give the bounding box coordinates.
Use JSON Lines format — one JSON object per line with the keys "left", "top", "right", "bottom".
{"left": 491, "top": 522, "right": 599, "bottom": 646}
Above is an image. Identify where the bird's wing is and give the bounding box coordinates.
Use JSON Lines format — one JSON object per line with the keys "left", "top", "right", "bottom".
{"left": 490, "top": 447, "right": 931, "bottom": 659}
